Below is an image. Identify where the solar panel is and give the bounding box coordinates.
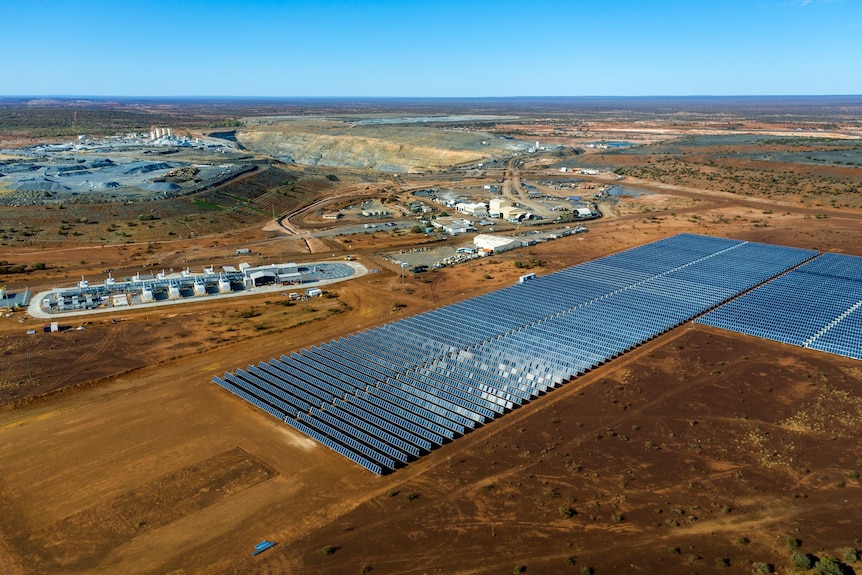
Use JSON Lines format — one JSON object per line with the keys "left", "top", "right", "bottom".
{"left": 333, "top": 397, "right": 432, "bottom": 452}
{"left": 215, "top": 234, "right": 823, "bottom": 474}
{"left": 213, "top": 376, "right": 288, "bottom": 420}
{"left": 256, "top": 362, "right": 333, "bottom": 407}
{"left": 698, "top": 252, "right": 862, "bottom": 362}
{"left": 284, "top": 417, "right": 385, "bottom": 474}
{"left": 356, "top": 389, "right": 454, "bottom": 440}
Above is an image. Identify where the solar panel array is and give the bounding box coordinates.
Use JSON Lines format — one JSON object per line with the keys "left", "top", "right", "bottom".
{"left": 697, "top": 252, "right": 862, "bottom": 361}
{"left": 214, "top": 234, "right": 817, "bottom": 474}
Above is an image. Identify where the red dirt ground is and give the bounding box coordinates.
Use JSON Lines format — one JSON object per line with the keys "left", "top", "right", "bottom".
{"left": 2, "top": 169, "right": 862, "bottom": 574}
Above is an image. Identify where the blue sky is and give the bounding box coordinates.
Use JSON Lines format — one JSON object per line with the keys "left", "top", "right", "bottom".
{"left": 1, "top": 0, "right": 859, "bottom": 97}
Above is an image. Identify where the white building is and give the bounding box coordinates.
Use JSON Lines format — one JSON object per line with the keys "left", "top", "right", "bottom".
{"left": 432, "top": 217, "right": 475, "bottom": 235}
{"left": 474, "top": 234, "right": 520, "bottom": 254}
{"left": 241, "top": 263, "right": 301, "bottom": 287}
{"left": 500, "top": 205, "right": 527, "bottom": 221}
{"left": 455, "top": 202, "right": 488, "bottom": 217}
{"left": 488, "top": 198, "right": 511, "bottom": 218}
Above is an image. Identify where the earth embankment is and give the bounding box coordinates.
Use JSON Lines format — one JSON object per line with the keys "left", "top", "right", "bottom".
{"left": 236, "top": 121, "right": 526, "bottom": 172}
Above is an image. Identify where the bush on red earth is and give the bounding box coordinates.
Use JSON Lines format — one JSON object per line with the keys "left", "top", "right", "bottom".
{"left": 791, "top": 552, "right": 813, "bottom": 570}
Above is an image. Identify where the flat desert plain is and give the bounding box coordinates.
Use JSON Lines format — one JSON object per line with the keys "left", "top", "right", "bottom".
{"left": 2, "top": 204, "right": 862, "bottom": 574}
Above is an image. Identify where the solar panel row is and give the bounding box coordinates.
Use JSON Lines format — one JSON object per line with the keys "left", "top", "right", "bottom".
{"left": 698, "top": 252, "right": 862, "bottom": 361}
{"left": 215, "top": 234, "right": 819, "bottom": 474}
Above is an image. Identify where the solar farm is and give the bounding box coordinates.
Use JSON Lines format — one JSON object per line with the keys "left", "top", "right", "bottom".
{"left": 214, "top": 233, "right": 862, "bottom": 475}
{"left": 698, "top": 252, "right": 862, "bottom": 361}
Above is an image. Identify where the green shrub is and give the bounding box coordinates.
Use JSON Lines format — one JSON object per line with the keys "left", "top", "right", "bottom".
{"left": 786, "top": 537, "right": 801, "bottom": 549}
{"left": 752, "top": 562, "right": 773, "bottom": 574}
{"left": 790, "top": 552, "right": 813, "bottom": 570}
{"left": 559, "top": 506, "right": 576, "bottom": 518}
{"left": 813, "top": 557, "right": 846, "bottom": 575}
{"left": 714, "top": 556, "right": 730, "bottom": 569}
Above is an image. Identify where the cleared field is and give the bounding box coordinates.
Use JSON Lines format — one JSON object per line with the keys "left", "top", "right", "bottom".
{"left": 35, "top": 448, "right": 275, "bottom": 569}
{"left": 0, "top": 342, "right": 378, "bottom": 575}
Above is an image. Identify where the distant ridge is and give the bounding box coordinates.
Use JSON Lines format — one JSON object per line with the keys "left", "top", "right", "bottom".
{"left": 2, "top": 95, "right": 861, "bottom": 119}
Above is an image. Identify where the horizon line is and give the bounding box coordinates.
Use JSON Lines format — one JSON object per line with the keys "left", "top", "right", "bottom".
{"left": 2, "top": 94, "right": 862, "bottom": 100}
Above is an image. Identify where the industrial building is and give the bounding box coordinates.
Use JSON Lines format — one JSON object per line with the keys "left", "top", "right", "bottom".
{"left": 455, "top": 202, "right": 488, "bottom": 217}
{"left": 149, "top": 127, "right": 173, "bottom": 139}
{"left": 473, "top": 234, "right": 521, "bottom": 254}
{"left": 242, "top": 263, "right": 302, "bottom": 287}
{"left": 431, "top": 217, "right": 476, "bottom": 235}
{"left": 32, "top": 261, "right": 357, "bottom": 317}
{"left": 500, "top": 205, "right": 528, "bottom": 222}
{"left": 0, "top": 287, "right": 31, "bottom": 310}
{"left": 488, "top": 198, "right": 510, "bottom": 217}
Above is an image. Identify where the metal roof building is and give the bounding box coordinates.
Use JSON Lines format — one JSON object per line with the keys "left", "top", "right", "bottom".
{"left": 474, "top": 234, "right": 520, "bottom": 254}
